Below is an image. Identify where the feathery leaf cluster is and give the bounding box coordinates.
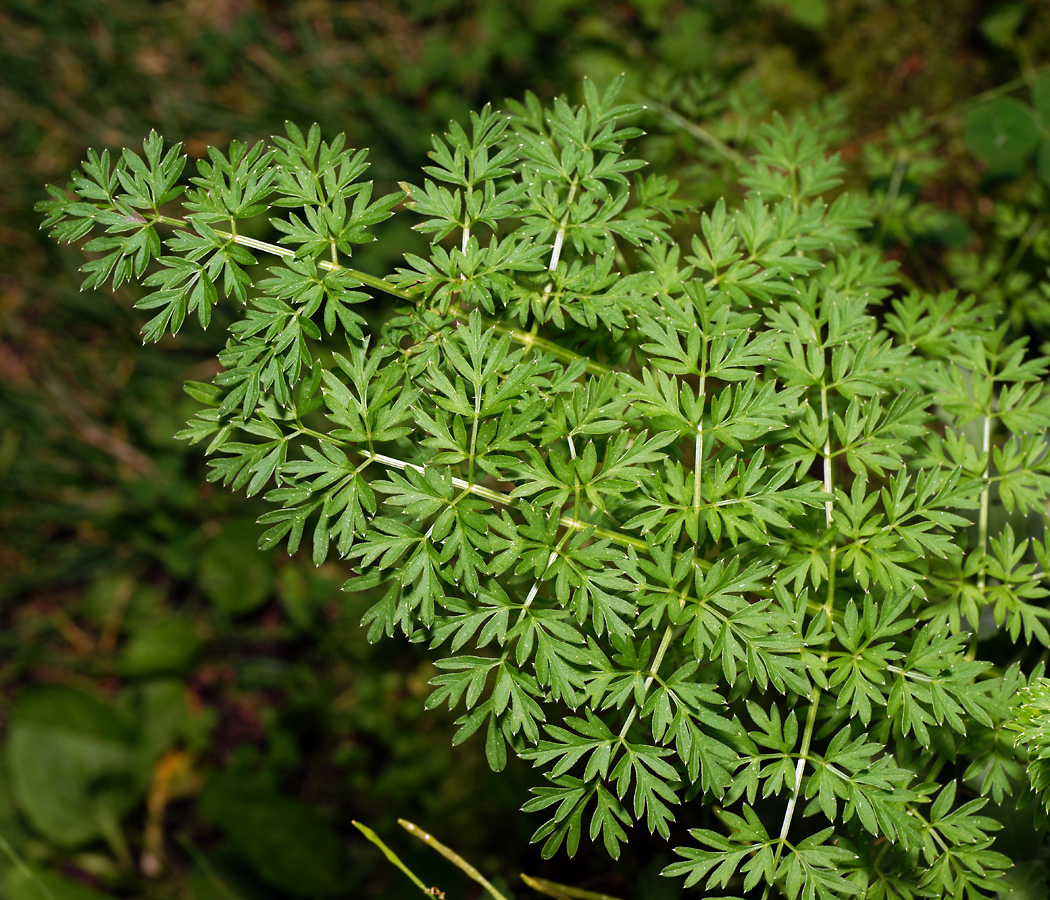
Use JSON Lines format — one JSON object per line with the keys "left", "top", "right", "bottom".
{"left": 39, "top": 78, "right": 1050, "bottom": 897}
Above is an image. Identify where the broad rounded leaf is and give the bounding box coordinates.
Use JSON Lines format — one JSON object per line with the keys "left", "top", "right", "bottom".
{"left": 198, "top": 518, "right": 274, "bottom": 615}
{"left": 201, "top": 774, "right": 343, "bottom": 898}
{"left": 964, "top": 97, "right": 1041, "bottom": 169}
{"left": 7, "top": 686, "right": 144, "bottom": 847}
{"left": 7, "top": 868, "right": 113, "bottom": 900}
{"left": 120, "top": 619, "right": 200, "bottom": 676}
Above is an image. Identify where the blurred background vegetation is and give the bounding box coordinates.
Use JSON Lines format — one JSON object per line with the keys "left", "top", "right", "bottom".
{"left": 2, "top": 0, "right": 1049, "bottom": 897}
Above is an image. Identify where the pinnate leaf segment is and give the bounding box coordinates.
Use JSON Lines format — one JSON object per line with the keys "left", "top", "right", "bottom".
{"left": 40, "top": 77, "right": 1050, "bottom": 898}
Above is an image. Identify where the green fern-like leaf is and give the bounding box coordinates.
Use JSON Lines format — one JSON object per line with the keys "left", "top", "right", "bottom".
{"left": 39, "top": 77, "right": 1050, "bottom": 899}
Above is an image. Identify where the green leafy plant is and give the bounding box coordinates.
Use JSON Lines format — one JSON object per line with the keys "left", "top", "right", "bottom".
{"left": 947, "top": 177, "right": 1050, "bottom": 337}
{"left": 5, "top": 681, "right": 204, "bottom": 872}
{"left": 39, "top": 77, "right": 1050, "bottom": 898}
{"left": 1008, "top": 674, "right": 1050, "bottom": 815}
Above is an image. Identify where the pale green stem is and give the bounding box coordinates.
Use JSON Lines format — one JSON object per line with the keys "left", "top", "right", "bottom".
{"left": 154, "top": 216, "right": 412, "bottom": 299}
{"left": 174, "top": 836, "right": 241, "bottom": 900}
{"left": 360, "top": 448, "right": 649, "bottom": 553}
{"left": 352, "top": 821, "right": 431, "bottom": 896}
{"left": 538, "top": 181, "right": 577, "bottom": 308}
{"left": 885, "top": 665, "right": 934, "bottom": 684}
{"left": 693, "top": 426, "right": 703, "bottom": 512}
{"left": 399, "top": 819, "right": 511, "bottom": 900}
{"left": 764, "top": 383, "right": 835, "bottom": 898}
{"left": 778, "top": 694, "right": 820, "bottom": 843}
{"left": 468, "top": 389, "right": 481, "bottom": 487}
{"left": 486, "top": 319, "right": 610, "bottom": 375}
{"left": 901, "top": 808, "right": 952, "bottom": 855}
{"left": 522, "top": 551, "right": 560, "bottom": 610}
{"left": 979, "top": 412, "right": 992, "bottom": 558}
{"left": 847, "top": 75, "right": 1029, "bottom": 150}
{"left": 621, "top": 362, "right": 707, "bottom": 741}
{"left": 549, "top": 226, "right": 566, "bottom": 272}
{"left": 519, "top": 526, "right": 574, "bottom": 615}
{"left": 821, "top": 384, "right": 836, "bottom": 613}
{"left": 969, "top": 413, "right": 993, "bottom": 660}
{"left": 366, "top": 449, "right": 504, "bottom": 506}
{"left": 521, "top": 427, "right": 583, "bottom": 613}
{"left": 927, "top": 75, "right": 1029, "bottom": 130}
{"left": 642, "top": 99, "right": 747, "bottom": 166}
{"left": 820, "top": 384, "right": 836, "bottom": 633}
{"left": 153, "top": 214, "right": 611, "bottom": 375}
{"left": 0, "top": 833, "right": 57, "bottom": 900}
{"left": 875, "top": 155, "right": 908, "bottom": 247}
{"left": 549, "top": 185, "right": 576, "bottom": 274}
{"left": 617, "top": 622, "right": 675, "bottom": 739}
{"left": 521, "top": 874, "right": 624, "bottom": 900}
{"left": 703, "top": 242, "right": 783, "bottom": 291}
{"left": 569, "top": 426, "right": 582, "bottom": 517}
{"left": 299, "top": 430, "right": 825, "bottom": 601}
{"left": 693, "top": 373, "right": 706, "bottom": 515}
{"left": 298, "top": 428, "right": 760, "bottom": 575}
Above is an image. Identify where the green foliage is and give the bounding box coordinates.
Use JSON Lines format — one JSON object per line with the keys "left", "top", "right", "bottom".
{"left": 7, "top": 868, "right": 115, "bottom": 900}
{"left": 6, "top": 682, "right": 197, "bottom": 855}
{"left": 965, "top": 71, "right": 1050, "bottom": 183}
{"left": 200, "top": 773, "right": 343, "bottom": 898}
{"left": 40, "top": 75, "right": 1050, "bottom": 898}
{"left": 946, "top": 179, "right": 1050, "bottom": 336}
{"left": 197, "top": 517, "right": 277, "bottom": 614}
